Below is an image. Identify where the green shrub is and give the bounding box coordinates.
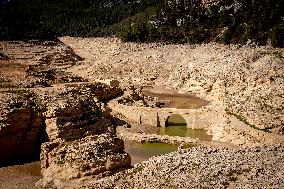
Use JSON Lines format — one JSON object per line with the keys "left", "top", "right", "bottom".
{"left": 269, "top": 23, "right": 284, "bottom": 47}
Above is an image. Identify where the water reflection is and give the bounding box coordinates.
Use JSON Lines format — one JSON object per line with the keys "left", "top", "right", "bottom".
{"left": 158, "top": 126, "right": 212, "bottom": 141}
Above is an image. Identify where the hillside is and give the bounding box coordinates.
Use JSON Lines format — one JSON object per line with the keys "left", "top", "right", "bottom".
{"left": 0, "top": 0, "right": 283, "bottom": 47}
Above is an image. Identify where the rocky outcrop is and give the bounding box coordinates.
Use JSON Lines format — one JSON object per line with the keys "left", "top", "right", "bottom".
{"left": 0, "top": 90, "right": 45, "bottom": 166}
{"left": 44, "top": 97, "right": 111, "bottom": 142}
{"left": 0, "top": 83, "right": 129, "bottom": 187}
{"left": 36, "top": 82, "right": 122, "bottom": 142}
{"left": 33, "top": 83, "right": 130, "bottom": 188}
{"left": 37, "top": 134, "right": 130, "bottom": 188}
{"left": 1, "top": 38, "right": 129, "bottom": 187}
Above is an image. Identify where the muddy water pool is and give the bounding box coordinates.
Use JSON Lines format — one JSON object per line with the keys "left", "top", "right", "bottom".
{"left": 158, "top": 126, "right": 212, "bottom": 141}
{"left": 124, "top": 142, "right": 182, "bottom": 165}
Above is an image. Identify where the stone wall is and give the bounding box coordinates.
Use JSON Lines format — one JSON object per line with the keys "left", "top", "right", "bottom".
{"left": 109, "top": 100, "right": 284, "bottom": 147}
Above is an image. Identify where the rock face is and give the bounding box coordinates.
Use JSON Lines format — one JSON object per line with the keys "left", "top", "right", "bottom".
{"left": 38, "top": 83, "right": 122, "bottom": 142}
{"left": 0, "top": 90, "right": 45, "bottom": 166}
{"left": 88, "top": 146, "right": 284, "bottom": 189}
{"left": 44, "top": 96, "right": 110, "bottom": 142}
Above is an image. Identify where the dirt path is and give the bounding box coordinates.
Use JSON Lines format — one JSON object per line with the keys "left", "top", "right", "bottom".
{"left": 0, "top": 161, "right": 42, "bottom": 189}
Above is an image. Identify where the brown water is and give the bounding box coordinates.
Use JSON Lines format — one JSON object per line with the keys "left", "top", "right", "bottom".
{"left": 158, "top": 126, "right": 212, "bottom": 141}
{"left": 142, "top": 90, "right": 208, "bottom": 109}
{"left": 125, "top": 142, "right": 180, "bottom": 165}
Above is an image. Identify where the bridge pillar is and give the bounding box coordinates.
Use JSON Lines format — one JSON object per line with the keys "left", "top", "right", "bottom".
{"left": 158, "top": 113, "right": 167, "bottom": 127}
{"left": 184, "top": 114, "right": 195, "bottom": 129}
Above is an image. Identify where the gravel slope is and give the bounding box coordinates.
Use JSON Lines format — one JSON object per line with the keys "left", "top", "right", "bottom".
{"left": 86, "top": 146, "right": 284, "bottom": 189}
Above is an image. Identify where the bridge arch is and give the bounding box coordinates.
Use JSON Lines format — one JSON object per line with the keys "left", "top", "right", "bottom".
{"left": 165, "top": 114, "right": 187, "bottom": 127}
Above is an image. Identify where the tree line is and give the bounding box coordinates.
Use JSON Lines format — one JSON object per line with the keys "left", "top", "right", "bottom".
{"left": 0, "top": 0, "right": 283, "bottom": 47}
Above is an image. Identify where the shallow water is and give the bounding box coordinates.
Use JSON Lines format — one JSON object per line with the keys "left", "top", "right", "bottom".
{"left": 125, "top": 142, "right": 180, "bottom": 165}
{"left": 157, "top": 126, "right": 212, "bottom": 141}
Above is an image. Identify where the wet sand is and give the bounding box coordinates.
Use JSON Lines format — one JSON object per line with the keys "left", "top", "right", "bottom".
{"left": 0, "top": 161, "right": 42, "bottom": 189}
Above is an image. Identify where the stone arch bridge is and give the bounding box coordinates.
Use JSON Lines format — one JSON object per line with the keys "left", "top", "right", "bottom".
{"left": 109, "top": 101, "right": 209, "bottom": 129}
